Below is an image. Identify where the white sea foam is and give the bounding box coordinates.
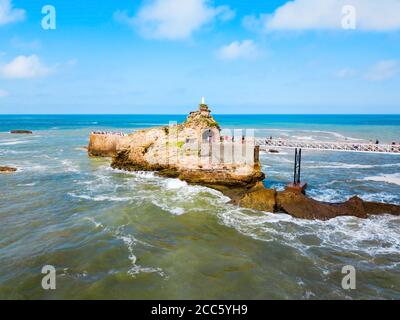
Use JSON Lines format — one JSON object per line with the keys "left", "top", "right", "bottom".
{"left": 17, "top": 182, "right": 37, "bottom": 187}
{"left": 16, "top": 164, "right": 48, "bottom": 172}
{"left": 84, "top": 217, "right": 104, "bottom": 228}
{"left": 307, "top": 161, "right": 400, "bottom": 170}
{"left": 114, "top": 228, "right": 165, "bottom": 278}
{"left": 0, "top": 140, "right": 29, "bottom": 145}
{"left": 309, "top": 130, "right": 364, "bottom": 142}
{"left": 292, "top": 135, "right": 315, "bottom": 141}
{"left": 165, "top": 178, "right": 187, "bottom": 190}
{"left": 83, "top": 217, "right": 164, "bottom": 277}
{"left": 360, "top": 192, "right": 399, "bottom": 204}
{"left": 152, "top": 200, "right": 186, "bottom": 215}
{"left": 218, "top": 208, "right": 400, "bottom": 257}
{"left": 68, "top": 192, "right": 133, "bottom": 202}
{"left": 61, "top": 160, "right": 80, "bottom": 173}
{"left": 363, "top": 173, "right": 400, "bottom": 186}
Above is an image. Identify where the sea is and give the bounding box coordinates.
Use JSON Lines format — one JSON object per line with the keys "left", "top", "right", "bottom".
{"left": 0, "top": 114, "right": 399, "bottom": 299}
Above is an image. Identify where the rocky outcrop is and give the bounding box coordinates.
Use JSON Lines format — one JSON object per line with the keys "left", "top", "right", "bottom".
{"left": 87, "top": 102, "right": 400, "bottom": 221}
{"left": 0, "top": 166, "right": 17, "bottom": 173}
{"left": 236, "top": 183, "right": 277, "bottom": 212}
{"left": 110, "top": 103, "right": 263, "bottom": 188}
{"left": 232, "top": 185, "right": 400, "bottom": 220}
{"left": 88, "top": 133, "right": 123, "bottom": 157}
{"left": 10, "top": 130, "right": 32, "bottom": 134}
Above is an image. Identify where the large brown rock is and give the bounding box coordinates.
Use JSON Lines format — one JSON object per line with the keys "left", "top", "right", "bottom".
{"left": 276, "top": 192, "right": 368, "bottom": 220}
{"left": 236, "top": 183, "right": 276, "bottom": 212}
{"left": 0, "top": 166, "right": 17, "bottom": 173}
{"left": 232, "top": 187, "right": 400, "bottom": 220}
{"left": 177, "top": 169, "right": 265, "bottom": 188}
{"left": 88, "top": 133, "right": 121, "bottom": 157}
{"left": 109, "top": 104, "right": 264, "bottom": 189}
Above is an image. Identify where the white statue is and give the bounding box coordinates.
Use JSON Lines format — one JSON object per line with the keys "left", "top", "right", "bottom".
{"left": 201, "top": 97, "right": 205, "bottom": 105}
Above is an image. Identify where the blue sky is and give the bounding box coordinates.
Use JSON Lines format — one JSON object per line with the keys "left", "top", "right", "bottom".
{"left": 0, "top": 0, "right": 399, "bottom": 114}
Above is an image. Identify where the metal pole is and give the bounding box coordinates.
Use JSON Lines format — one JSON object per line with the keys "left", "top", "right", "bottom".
{"left": 293, "top": 148, "right": 297, "bottom": 184}
{"left": 297, "top": 148, "right": 302, "bottom": 184}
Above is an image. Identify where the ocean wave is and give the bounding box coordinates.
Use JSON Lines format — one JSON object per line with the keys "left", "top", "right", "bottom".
{"left": 0, "top": 140, "right": 30, "bottom": 146}
{"left": 217, "top": 208, "right": 400, "bottom": 258}
{"left": 292, "top": 135, "right": 315, "bottom": 141}
{"left": 16, "top": 164, "right": 49, "bottom": 172}
{"left": 309, "top": 130, "right": 364, "bottom": 142}
{"left": 306, "top": 161, "right": 400, "bottom": 170}
{"left": 307, "top": 162, "right": 374, "bottom": 169}
{"left": 61, "top": 160, "right": 80, "bottom": 173}
{"left": 17, "top": 182, "right": 37, "bottom": 187}
{"left": 68, "top": 192, "right": 133, "bottom": 202}
{"left": 360, "top": 192, "right": 399, "bottom": 204}
{"left": 363, "top": 173, "right": 400, "bottom": 186}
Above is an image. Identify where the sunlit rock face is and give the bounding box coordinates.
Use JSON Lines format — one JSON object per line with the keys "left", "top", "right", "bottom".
{"left": 107, "top": 103, "right": 263, "bottom": 188}
{"left": 88, "top": 132, "right": 123, "bottom": 157}
{"left": 86, "top": 103, "right": 400, "bottom": 220}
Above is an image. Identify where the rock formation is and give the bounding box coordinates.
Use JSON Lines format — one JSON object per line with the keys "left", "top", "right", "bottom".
{"left": 88, "top": 132, "right": 125, "bottom": 157}
{"left": 233, "top": 183, "right": 400, "bottom": 220}
{"left": 0, "top": 166, "right": 17, "bottom": 173}
{"left": 107, "top": 103, "right": 264, "bottom": 188}
{"left": 10, "top": 130, "right": 32, "bottom": 134}
{"left": 87, "top": 102, "right": 400, "bottom": 220}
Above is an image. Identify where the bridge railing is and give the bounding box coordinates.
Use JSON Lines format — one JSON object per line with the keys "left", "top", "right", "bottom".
{"left": 256, "top": 138, "right": 400, "bottom": 154}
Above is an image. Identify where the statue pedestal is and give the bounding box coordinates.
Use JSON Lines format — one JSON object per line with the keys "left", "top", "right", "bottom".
{"left": 285, "top": 182, "right": 308, "bottom": 195}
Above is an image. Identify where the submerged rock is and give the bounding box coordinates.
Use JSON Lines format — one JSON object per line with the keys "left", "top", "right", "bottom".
{"left": 0, "top": 166, "right": 17, "bottom": 173}
{"left": 10, "top": 130, "right": 32, "bottom": 134}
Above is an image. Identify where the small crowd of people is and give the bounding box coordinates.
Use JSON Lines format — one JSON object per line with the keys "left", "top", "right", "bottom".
{"left": 220, "top": 136, "right": 249, "bottom": 143}
{"left": 92, "top": 131, "right": 127, "bottom": 136}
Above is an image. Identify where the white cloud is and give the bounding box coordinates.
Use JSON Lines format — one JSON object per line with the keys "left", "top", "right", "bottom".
{"left": 115, "top": 0, "right": 235, "bottom": 40}
{"left": 0, "top": 0, "right": 25, "bottom": 25}
{"left": 244, "top": 0, "right": 400, "bottom": 32}
{"left": 217, "top": 40, "right": 259, "bottom": 61}
{"left": 0, "top": 89, "right": 9, "bottom": 97}
{"left": 365, "top": 60, "right": 399, "bottom": 81}
{"left": 1, "top": 55, "right": 52, "bottom": 79}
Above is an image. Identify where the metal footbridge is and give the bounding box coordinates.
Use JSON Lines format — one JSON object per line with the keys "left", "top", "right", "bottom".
{"left": 256, "top": 138, "right": 400, "bottom": 154}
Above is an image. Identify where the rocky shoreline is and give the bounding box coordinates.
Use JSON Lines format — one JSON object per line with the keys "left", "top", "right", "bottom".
{"left": 88, "top": 103, "right": 400, "bottom": 220}
{"left": 229, "top": 182, "right": 400, "bottom": 220}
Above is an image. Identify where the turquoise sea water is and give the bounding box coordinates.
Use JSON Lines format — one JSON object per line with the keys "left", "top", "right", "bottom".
{"left": 0, "top": 114, "right": 399, "bottom": 299}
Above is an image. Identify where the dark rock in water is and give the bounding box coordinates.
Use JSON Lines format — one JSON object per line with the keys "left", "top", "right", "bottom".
{"left": 268, "top": 149, "right": 279, "bottom": 153}
{"left": 276, "top": 192, "right": 368, "bottom": 220}
{"left": 10, "top": 130, "right": 33, "bottom": 134}
{"left": 229, "top": 185, "right": 400, "bottom": 220}
{"left": 0, "top": 166, "right": 17, "bottom": 173}
{"left": 232, "top": 182, "right": 276, "bottom": 212}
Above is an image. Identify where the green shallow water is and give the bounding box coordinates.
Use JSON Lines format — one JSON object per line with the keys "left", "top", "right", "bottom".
{"left": 1, "top": 128, "right": 400, "bottom": 299}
